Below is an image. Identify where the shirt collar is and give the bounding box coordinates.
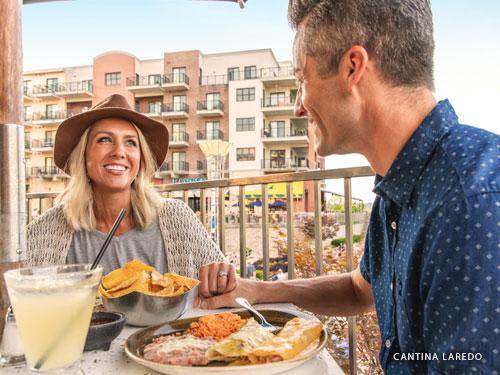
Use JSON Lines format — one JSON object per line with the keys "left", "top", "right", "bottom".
{"left": 373, "top": 99, "right": 457, "bottom": 207}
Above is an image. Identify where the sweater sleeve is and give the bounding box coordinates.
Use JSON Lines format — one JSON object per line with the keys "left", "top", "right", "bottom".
{"left": 159, "top": 199, "right": 226, "bottom": 278}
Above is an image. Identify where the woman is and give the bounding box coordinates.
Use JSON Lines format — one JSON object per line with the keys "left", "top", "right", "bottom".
{"left": 27, "top": 94, "right": 231, "bottom": 280}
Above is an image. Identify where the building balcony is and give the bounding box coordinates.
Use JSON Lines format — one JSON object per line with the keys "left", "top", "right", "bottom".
{"left": 31, "top": 110, "right": 68, "bottom": 126}
{"left": 261, "top": 127, "right": 309, "bottom": 146}
{"left": 197, "top": 160, "right": 207, "bottom": 173}
{"left": 196, "top": 100, "right": 224, "bottom": 117}
{"left": 162, "top": 73, "right": 190, "bottom": 91}
{"left": 154, "top": 162, "right": 170, "bottom": 178}
{"left": 161, "top": 102, "right": 189, "bottom": 119}
{"left": 196, "top": 129, "right": 224, "bottom": 142}
{"left": 199, "top": 74, "right": 228, "bottom": 86}
{"left": 23, "top": 87, "right": 34, "bottom": 102}
{"left": 126, "top": 76, "right": 165, "bottom": 97}
{"left": 172, "top": 161, "right": 189, "bottom": 175}
{"left": 133, "top": 104, "right": 162, "bottom": 119}
{"left": 31, "top": 84, "right": 61, "bottom": 99}
{"left": 261, "top": 158, "right": 309, "bottom": 172}
{"left": 261, "top": 96, "right": 295, "bottom": 116}
{"left": 170, "top": 131, "right": 189, "bottom": 147}
{"left": 54, "top": 81, "right": 93, "bottom": 102}
{"left": 260, "top": 66, "right": 296, "bottom": 88}
{"left": 29, "top": 139, "right": 54, "bottom": 152}
{"left": 40, "top": 166, "right": 67, "bottom": 179}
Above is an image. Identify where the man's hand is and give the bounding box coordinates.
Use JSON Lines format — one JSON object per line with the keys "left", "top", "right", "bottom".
{"left": 197, "top": 275, "right": 259, "bottom": 309}
{"left": 198, "top": 262, "right": 237, "bottom": 298}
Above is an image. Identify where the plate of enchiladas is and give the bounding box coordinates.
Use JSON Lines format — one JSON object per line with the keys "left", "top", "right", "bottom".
{"left": 125, "top": 309, "right": 328, "bottom": 375}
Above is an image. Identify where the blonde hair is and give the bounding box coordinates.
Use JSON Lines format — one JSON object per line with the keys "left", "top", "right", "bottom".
{"left": 56, "top": 122, "right": 163, "bottom": 231}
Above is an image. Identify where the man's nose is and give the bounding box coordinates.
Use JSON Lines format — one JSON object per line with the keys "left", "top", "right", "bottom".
{"left": 294, "top": 89, "right": 307, "bottom": 117}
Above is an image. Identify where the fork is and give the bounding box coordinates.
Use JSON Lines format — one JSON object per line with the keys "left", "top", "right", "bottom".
{"left": 235, "top": 297, "right": 278, "bottom": 333}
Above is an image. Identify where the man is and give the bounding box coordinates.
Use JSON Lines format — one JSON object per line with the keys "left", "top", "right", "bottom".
{"left": 197, "top": 1, "right": 499, "bottom": 373}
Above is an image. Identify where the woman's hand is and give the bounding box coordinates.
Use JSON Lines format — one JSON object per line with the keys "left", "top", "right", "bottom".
{"left": 198, "top": 262, "right": 237, "bottom": 298}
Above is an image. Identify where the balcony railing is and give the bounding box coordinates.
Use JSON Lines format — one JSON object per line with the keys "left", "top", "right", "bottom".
{"left": 199, "top": 74, "right": 228, "bottom": 86}
{"left": 163, "top": 73, "right": 190, "bottom": 85}
{"left": 260, "top": 66, "right": 295, "bottom": 79}
{"left": 32, "top": 84, "right": 60, "bottom": 95}
{"left": 134, "top": 104, "right": 162, "bottom": 115}
{"left": 197, "top": 129, "right": 224, "bottom": 141}
{"left": 261, "top": 158, "right": 309, "bottom": 170}
{"left": 54, "top": 81, "right": 93, "bottom": 94}
{"left": 31, "top": 110, "right": 68, "bottom": 122}
{"left": 171, "top": 131, "right": 189, "bottom": 143}
{"left": 161, "top": 102, "right": 189, "bottom": 114}
{"left": 172, "top": 161, "right": 189, "bottom": 173}
{"left": 262, "top": 127, "right": 308, "bottom": 138}
{"left": 26, "top": 166, "right": 374, "bottom": 375}
{"left": 196, "top": 100, "right": 224, "bottom": 111}
{"left": 261, "top": 96, "right": 295, "bottom": 108}
{"left": 30, "top": 139, "right": 54, "bottom": 149}
{"left": 126, "top": 75, "right": 163, "bottom": 87}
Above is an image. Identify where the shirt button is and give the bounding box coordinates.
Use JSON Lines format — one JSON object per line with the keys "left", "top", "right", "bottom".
{"left": 390, "top": 281, "right": 394, "bottom": 291}
{"left": 385, "top": 339, "right": 392, "bottom": 348}
{"left": 391, "top": 221, "right": 397, "bottom": 230}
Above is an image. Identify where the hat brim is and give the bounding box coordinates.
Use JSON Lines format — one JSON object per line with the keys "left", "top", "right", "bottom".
{"left": 54, "top": 107, "right": 169, "bottom": 174}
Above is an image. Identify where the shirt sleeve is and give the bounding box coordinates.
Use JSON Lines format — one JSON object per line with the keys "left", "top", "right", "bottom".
{"left": 420, "top": 193, "right": 499, "bottom": 373}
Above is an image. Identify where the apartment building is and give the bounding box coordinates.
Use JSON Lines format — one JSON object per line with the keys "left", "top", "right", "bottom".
{"left": 23, "top": 48, "right": 323, "bottom": 213}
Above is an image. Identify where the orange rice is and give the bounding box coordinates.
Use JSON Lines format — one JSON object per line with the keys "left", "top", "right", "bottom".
{"left": 186, "top": 312, "right": 246, "bottom": 341}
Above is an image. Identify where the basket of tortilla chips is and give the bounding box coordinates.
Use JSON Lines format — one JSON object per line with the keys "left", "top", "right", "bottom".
{"left": 99, "top": 259, "right": 199, "bottom": 326}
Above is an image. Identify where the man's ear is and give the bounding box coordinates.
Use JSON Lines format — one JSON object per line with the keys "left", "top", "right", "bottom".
{"left": 339, "top": 45, "right": 369, "bottom": 94}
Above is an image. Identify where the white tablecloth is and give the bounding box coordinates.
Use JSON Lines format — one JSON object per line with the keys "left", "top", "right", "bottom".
{"left": 2, "top": 304, "right": 345, "bottom": 375}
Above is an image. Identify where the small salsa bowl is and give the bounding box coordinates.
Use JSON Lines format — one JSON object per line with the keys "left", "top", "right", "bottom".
{"left": 84, "top": 311, "right": 125, "bottom": 351}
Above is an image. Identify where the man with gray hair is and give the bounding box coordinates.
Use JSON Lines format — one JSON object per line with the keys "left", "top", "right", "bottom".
{"left": 198, "top": 1, "right": 499, "bottom": 373}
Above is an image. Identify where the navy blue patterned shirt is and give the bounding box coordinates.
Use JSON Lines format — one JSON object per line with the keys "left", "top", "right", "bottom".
{"left": 360, "top": 100, "right": 499, "bottom": 374}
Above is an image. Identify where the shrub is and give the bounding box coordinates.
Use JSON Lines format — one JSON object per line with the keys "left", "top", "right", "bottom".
{"left": 331, "top": 234, "right": 363, "bottom": 247}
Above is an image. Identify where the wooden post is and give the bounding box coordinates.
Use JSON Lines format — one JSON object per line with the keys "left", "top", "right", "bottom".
{"left": 0, "top": 0, "right": 24, "bottom": 343}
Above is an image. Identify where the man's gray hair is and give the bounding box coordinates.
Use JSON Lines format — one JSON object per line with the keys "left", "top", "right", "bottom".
{"left": 288, "top": 0, "right": 435, "bottom": 90}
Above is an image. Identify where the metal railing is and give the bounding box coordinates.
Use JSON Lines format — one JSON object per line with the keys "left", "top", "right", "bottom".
{"left": 262, "top": 127, "right": 308, "bottom": 138}
{"left": 25, "top": 166, "right": 374, "bottom": 375}
{"left": 172, "top": 161, "right": 189, "bottom": 173}
{"left": 158, "top": 162, "right": 169, "bottom": 172}
{"left": 197, "top": 129, "right": 224, "bottom": 141}
{"left": 199, "top": 74, "right": 229, "bottom": 86}
{"left": 259, "top": 66, "right": 295, "bottom": 79}
{"left": 161, "top": 102, "right": 189, "bottom": 114}
{"left": 261, "top": 158, "right": 309, "bottom": 170}
{"left": 164, "top": 73, "right": 190, "bottom": 85}
{"left": 197, "top": 100, "right": 224, "bottom": 111}
{"left": 31, "top": 110, "right": 69, "bottom": 122}
{"left": 261, "top": 96, "right": 295, "bottom": 108}
{"left": 171, "top": 131, "right": 189, "bottom": 143}
{"left": 197, "top": 160, "right": 207, "bottom": 172}
{"left": 30, "top": 139, "right": 54, "bottom": 149}
{"left": 154, "top": 166, "right": 374, "bottom": 375}
{"left": 54, "top": 81, "right": 93, "bottom": 94}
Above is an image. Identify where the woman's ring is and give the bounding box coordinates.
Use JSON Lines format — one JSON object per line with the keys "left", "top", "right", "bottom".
{"left": 218, "top": 271, "right": 228, "bottom": 278}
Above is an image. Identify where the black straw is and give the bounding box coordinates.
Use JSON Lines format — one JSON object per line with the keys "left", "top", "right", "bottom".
{"left": 91, "top": 208, "right": 127, "bottom": 270}
{"left": 34, "top": 208, "right": 126, "bottom": 370}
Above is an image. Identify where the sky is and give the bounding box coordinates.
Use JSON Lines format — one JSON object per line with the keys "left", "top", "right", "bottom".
{"left": 22, "top": 0, "right": 499, "bottom": 201}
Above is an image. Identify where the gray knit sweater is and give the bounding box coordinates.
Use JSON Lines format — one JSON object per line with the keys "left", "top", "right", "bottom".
{"left": 26, "top": 199, "right": 225, "bottom": 278}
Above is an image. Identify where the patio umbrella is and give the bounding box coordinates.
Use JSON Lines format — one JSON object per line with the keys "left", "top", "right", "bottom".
{"left": 232, "top": 202, "right": 239, "bottom": 207}
{"left": 270, "top": 200, "right": 286, "bottom": 208}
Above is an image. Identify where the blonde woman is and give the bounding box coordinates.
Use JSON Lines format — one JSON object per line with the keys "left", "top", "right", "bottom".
{"left": 27, "top": 94, "right": 232, "bottom": 283}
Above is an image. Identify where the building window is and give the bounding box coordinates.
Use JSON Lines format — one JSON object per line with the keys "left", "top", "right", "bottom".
{"left": 105, "top": 72, "right": 121, "bottom": 86}
{"left": 172, "top": 67, "right": 186, "bottom": 83}
{"left": 23, "top": 106, "right": 32, "bottom": 122}
{"left": 148, "top": 74, "right": 162, "bottom": 85}
{"left": 206, "top": 92, "right": 220, "bottom": 110}
{"left": 82, "top": 80, "right": 92, "bottom": 92}
{"left": 172, "top": 123, "right": 186, "bottom": 142}
{"left": 206, "top": 121, "right": 220, "bottom": 139}
{"left": 269, "top": 121, "right": 286, "bottom": 137}
{"left": 236, "top": 117, "right": 255, "bottom": 132}
{"left": 46, "top": 104, "right": 57, "bottom": 118}
{"left": 269, "top": 92, "right": 286, "bottom": 106}
{"left": 46, "top": 78, "right": 58, "bottom": 92}
{"left": 244, "top": 65, "right": 257, "bottom": 79}
{"left": 148, "top": 101, "right": 162, "bottom": 114}
{"left": 173, "top": 95, "right": 187, "bottom": 111}
{"left": 228, "top": 67, "right": 239, "bottom": 81}
{"left": 23, "top": 80, "right": 32, "bottom": 95}
{"left": 236, "top": 87, "right": 255, "bottom": 102}
{"left": 236, "top": 147, "right": 256, "bottom": 161}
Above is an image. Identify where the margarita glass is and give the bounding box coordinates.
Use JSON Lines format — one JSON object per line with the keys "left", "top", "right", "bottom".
{"left": 4, "top": 264, "right": 102, "bottom": 374}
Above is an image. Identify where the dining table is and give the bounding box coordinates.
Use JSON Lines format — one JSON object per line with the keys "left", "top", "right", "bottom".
{"left": 2, "top": 303, "right": 345, "bottom": 375}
